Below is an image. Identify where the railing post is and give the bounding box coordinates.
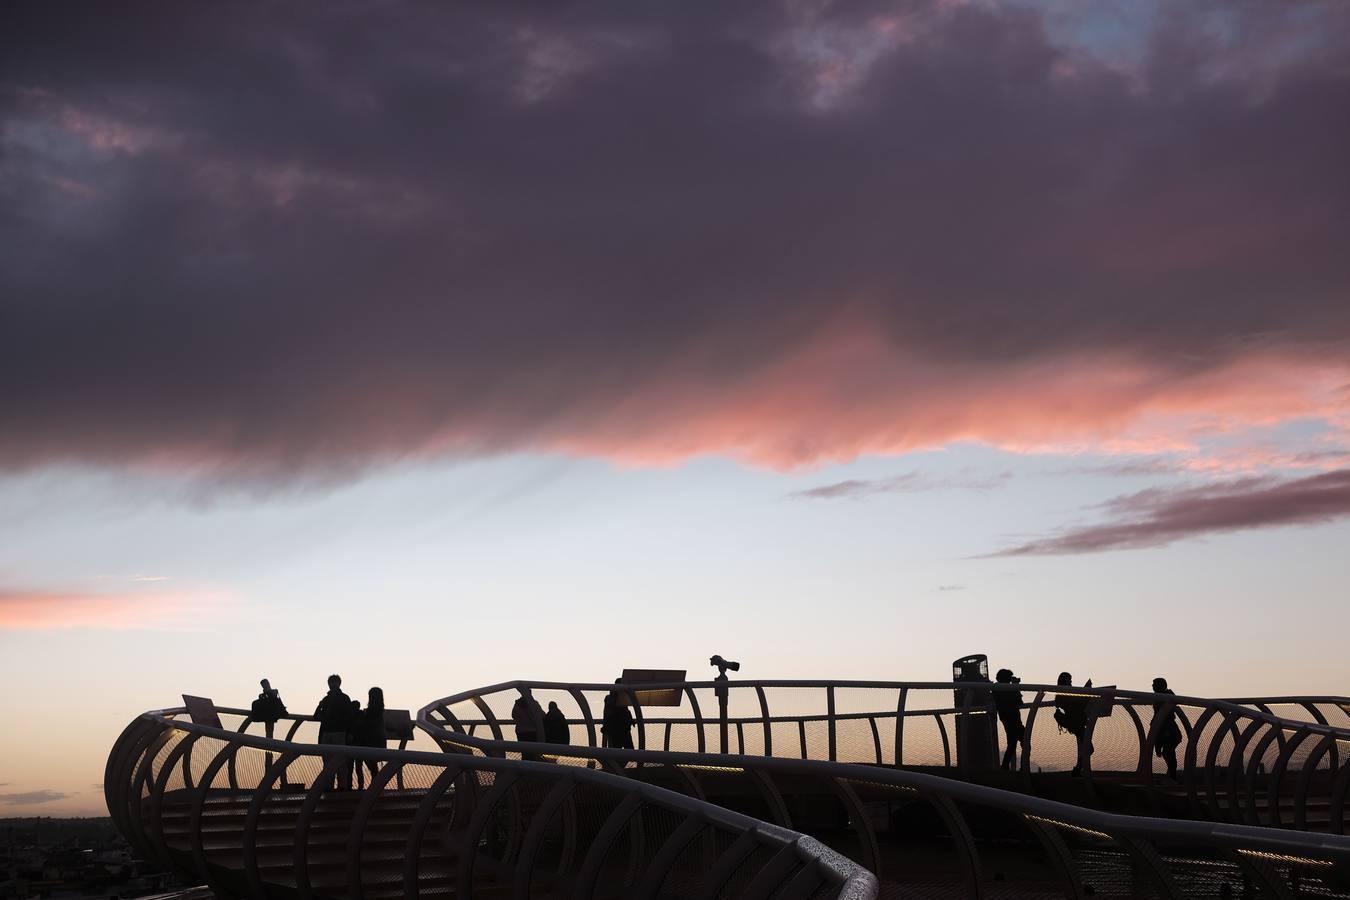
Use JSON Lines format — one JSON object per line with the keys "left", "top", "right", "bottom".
{"left": 826, "top": 686, "right": 837, "bottom": 762}
{"left": 716, "top": 675, "right": 730, "bottom": 754}
{"left": 894, "top": 688, "right": 908, "bottom": 767}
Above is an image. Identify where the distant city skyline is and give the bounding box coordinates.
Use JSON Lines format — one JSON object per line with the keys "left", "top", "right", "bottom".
{"left": 3, "top": 1, "right": 1349, "bottom": 817}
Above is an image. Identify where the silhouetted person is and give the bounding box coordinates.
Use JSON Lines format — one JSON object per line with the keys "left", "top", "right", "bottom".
{"left": 251, "top": 678, "right": 287, "bottom": 740}
{"left": 353, "top": 687, "right": 386, "bottom": 787}
{"left": 345, "top": 697, "right": 362, "bottom": 788}
{"left": 1053, "top": 672, "right": 1094, "bottom": 776}
{"left": 512, "top": 688, "right": 546, "bottom": 760}
{"left": 602, "top": 685, "right": 634, "bottom": 750}
{"left": 1152, "top": 677, "right": 1182, "bottom": 780}
{"left": 543, "top": 701, "right": 570, "bottom": 746}
{"left": 993, "top": 668, "right": 1025, "bottom": 771}
{"left": 511, "top": 688, "right": 544, "bottom": 742}
{"left": 314, "top": 674, "right": 354, "bottom": 790}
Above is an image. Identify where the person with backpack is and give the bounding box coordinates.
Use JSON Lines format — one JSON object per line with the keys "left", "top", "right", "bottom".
{"left": 1152, "top": 676, "right": 1183, "bottom": 780}
{"left": 1053, "top": 672, "right": 1093, "bottom": 776}
{"left": 251, "top": 678, "right": 287, "bottom": 740}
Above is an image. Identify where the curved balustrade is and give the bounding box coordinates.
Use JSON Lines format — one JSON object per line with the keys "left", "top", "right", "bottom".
{"left": 106, "top": 707, "right": 877, "bottom": 900}
{"left": 105, "top": 683, "right": 1350, "bottom": 899}
{"left": 420, "top": 680, "right": 1350, "bottom": 835}
{"left": 412, "top": 715, "right": 1350, "bottom": 896}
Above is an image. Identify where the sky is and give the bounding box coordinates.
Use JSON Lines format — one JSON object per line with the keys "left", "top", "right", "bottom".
{"left": 2, "top": 1, "right": 1349, "bottom": 816}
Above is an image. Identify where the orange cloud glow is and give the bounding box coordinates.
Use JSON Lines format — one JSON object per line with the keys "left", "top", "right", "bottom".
{"left": 543, "top": 329, "right": 1350, "bottom": 472}
{"left": 0, "top": 588, "right": 226, "bottom": 631}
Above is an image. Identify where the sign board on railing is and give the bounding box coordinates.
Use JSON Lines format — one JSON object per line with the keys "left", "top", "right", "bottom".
{"left": 1090, "top": 687, "right": 1116, "bottom": 718}
{"left": 182, "top": 695, "right": 223, "bottom": 729}
{"left": 620, "top": 669, "right": 686, "bottom": 707}
{"left": 384, "top": 709, "right": 415, "bottom": 740}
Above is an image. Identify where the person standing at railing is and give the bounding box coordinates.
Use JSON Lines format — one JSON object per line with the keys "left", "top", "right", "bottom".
{"left": 251, "top": 678, "right": 287, "bottom": 740}
{"left": 602, "top": 682, "right": 634, "bottom": 750}
{"left": 353, "top": 687, "right": 386, "bottom": 788}
{"left": 994, "top": 668, "right": 1026, "bottom": 771}
{"left": 511, "top": 688, "right": 547, "bottom": 760}
{"left": 1152, "top": 677, "right": 1183, "bottom": 780}
{"left": 543, "top": 701, "right": 571, "bottom": 746}
{"left": 1053, "top": 672, "right": 1093, "bottom": 776}
{"left": 314, "top": 674, "right": 355, "bottom": 790}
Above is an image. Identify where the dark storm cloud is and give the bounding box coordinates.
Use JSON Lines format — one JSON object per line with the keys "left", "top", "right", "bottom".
{"left": 2, "top": 2, "right": 1349, "bottom": 476}
{"left": 990, "top": 469, "right": 1350, "bottom": 554}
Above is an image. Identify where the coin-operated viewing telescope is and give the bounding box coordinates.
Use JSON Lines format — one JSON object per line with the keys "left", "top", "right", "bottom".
{"left": 710, "top": 655, "right": 740, "bottom": 753}
{"left": 710, "top": 655, "right": 740, "bottom": 677}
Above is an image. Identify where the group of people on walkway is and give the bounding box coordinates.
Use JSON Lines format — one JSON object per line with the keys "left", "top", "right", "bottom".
{"left": 990, "top": 669, "right": 1183, "bottom": 779}
{"left": 254, "top": 672, "right": 1188, "bottom": 782}
{"left": 509, "top": 681, "right": 636, "bottom": 754}
{"left": 251, "top": 675, "right": 389, "bottom": 789}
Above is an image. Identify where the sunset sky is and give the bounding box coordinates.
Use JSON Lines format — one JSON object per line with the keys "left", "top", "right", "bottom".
{"left": 3, "top": 1, "right": 1349, "bottom": 816}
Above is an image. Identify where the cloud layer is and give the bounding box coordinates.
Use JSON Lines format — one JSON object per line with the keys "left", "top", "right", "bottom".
{"left": 2, "top": 3, "right": 1349, "bottom": 478}
{"left": 791, "top": 470, "right": 1009, "bottom": 499}
{"left": 0, "top": 789, "right": 69, "bottom": 806}
{"left": 0, "top": 587, "right": 224, "bottom": 630}
{"left": 992, "top": 469, "right": 1350, "bottom": 554}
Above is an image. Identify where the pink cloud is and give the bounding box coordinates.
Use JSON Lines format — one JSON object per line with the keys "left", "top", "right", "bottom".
{"left": 0, "top": 587, "right": 227, "bottom": 631}
{"left": 542, "top": 331, "right": 1350, "bottom": 471}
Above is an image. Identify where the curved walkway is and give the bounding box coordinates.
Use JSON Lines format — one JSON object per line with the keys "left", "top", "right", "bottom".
{"left": 105, "top": 682, "right": 1350, "bottom": 898}
{"left": 107, "top": 708, "right": 876, "bottom": 900}
{"left": 420, "top": 680, "right": 1350, "bottom": 833}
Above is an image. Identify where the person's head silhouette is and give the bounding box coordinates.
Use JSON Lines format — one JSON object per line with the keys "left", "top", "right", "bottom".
{"left": 261, "top": 678, "right": 272, "bottom": 691}
{"left": 368, "top": 686, "right": 384, "bottom": 710}
{"left": 996, "top": 668, "right": 1014, "bottom": 684}
{"left": 1058, "top": 672, "right": 1072, "bottom": 686}
{"left": 1153, "top": 677, "right": 1169, "bottom": 693}
{"left": 328, "top": 674, "right": 342, "bottom": 690}
{"left": 548, "top": 701, "right": 560, "bottom": 712}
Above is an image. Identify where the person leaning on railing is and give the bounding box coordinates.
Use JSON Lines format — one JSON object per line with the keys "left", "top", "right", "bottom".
{"left": 993, "top": 668, "right": 1026, "bottom": 771}
{"left": 251, "top": 678, "right": 287, "bottom": 740}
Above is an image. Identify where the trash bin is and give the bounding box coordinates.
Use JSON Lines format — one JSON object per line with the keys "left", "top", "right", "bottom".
{"left": 952, "top": 654, "right": 996, "bottom": 772}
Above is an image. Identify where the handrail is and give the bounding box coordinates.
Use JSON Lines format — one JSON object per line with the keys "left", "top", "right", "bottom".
{"left": 108, "top": 709, "right": 878, "bottom": 900}
{"left": 412, "top": 712, "right": 1350, "bottom": 896}
{"left": 420, "top": 678, "right": 1350, "bottom": 837}
{"left": 421, "top": 679, "right": 1350, "bottom": 733}
{"left": 111, "top": 688, "right": 1350, "bottom": 899}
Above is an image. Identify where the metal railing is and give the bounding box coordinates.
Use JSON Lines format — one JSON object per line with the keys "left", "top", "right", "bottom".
{"left": 106, "top": 707, "right": 877, "bottom": 900}
{"left": 407, "top": 680, "right": 1350, "bottom": 897}
{"left": 419, "top": 680, "right": 1350, "bottom": 834}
